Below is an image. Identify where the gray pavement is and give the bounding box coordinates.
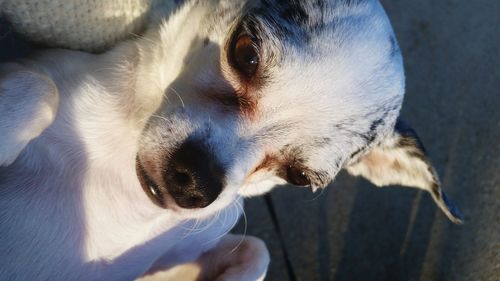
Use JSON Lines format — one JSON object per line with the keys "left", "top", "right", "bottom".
{"left": 234, "top": 0, "right": 500, "bottom": 280}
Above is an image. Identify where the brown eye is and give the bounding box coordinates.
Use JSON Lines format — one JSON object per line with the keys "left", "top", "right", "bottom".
{"left": 231, "top": 34, "right": 260, "bottom": 79}
{"left": 286, "top": 165, "right": 311, "bottom": 186}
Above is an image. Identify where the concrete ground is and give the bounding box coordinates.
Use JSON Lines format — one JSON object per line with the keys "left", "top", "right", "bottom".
{"left": 1, "top": 1, "right": 499, "bottom": 281}
{"left": 233, "top": 1, "right": 500, "bottom": 280}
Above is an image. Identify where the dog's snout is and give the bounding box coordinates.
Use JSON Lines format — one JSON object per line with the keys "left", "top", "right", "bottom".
{"left": 164, "top": 139, "right": 224, "bottom": 209}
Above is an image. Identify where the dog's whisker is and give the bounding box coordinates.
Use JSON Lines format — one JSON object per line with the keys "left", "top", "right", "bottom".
{"left": 180, "top": 217, "right": 204, "bottom": 237}
{"left": 200, "top": 210, "right": 220, "bottom": 235}
{"left": 127, "top": 32, "right": 145, "bottom": 40}
{"left": 168, "top": 87, "right": 185, "bottom": 108}
{"left": 228, "top": 197, "right": 247, "bottom": 254}
{"left": 150, "top": 114, "right": 169, "bottom": 123}
{"left": 128, "top": 32, "right": 161, "bottom": 48}
{"left": 162, "top": 91, "right": 171, "bottom": 104}
{"left": 305, "top": 185, "right": 327, "bottom": 202}
{"left": 186, "top": 213, "right": 219, "bottom": 238}
{"left": 190, "top": 217, "right": 206, "bottom": 234}
{"left": 93, "top": 67, "right": 120, "bottom": 72}
{"left": 179, "top": 220, "right": 198, "bottom": 233}
{"left": 219, "top": 202, "right": 229, "bottom": 227}
{"left": 201, "top": 201, "right": 239, "bottom": 246}
{"left": 181, "top": 217, "right": 211, "bottom": 238}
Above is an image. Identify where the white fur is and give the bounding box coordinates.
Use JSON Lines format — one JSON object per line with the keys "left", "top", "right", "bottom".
{"left": 0, "top": 66, "right": 59, "bottom": 166}
{"left": 0, "top": 0, "right": 421, "bottom": 280}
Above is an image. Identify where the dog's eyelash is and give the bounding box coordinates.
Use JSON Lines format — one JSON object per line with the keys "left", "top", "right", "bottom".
{"left": 217, "top": 95, "right": 241, "bottom": 107}
{"left": 213, "top": 93, "right": 254, "bottom": 109}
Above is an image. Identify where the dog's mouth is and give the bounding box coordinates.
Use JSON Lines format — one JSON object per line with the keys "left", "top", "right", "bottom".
{"left": 136, "top": 158, "right": 167, "bottom": 208}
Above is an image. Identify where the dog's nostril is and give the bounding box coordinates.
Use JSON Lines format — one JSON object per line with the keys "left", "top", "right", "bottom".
{"left": 173, "top": 170, "right": 192, "bottom": 186}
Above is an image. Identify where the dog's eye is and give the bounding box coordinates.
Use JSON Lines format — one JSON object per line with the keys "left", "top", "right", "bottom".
{"left": 285, "top": 165, "right": 311, "bottom": 186}
{"left": 146, "top": 179, "right": 165, "bottom": 205}
{"left": 230, "top": 34, "right": 260, "bottom": 79}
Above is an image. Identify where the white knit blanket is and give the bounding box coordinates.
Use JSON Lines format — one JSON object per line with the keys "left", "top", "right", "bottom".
{"left": 0, "top": 0, "right": 176, "bottom": 52}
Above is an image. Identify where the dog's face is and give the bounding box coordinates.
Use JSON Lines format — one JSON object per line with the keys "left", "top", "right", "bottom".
{"left": 135, "top": 0, "right": 405, "bottom": 215}
{"left": 135, "top": 0, "right": 409, "bottom": 218}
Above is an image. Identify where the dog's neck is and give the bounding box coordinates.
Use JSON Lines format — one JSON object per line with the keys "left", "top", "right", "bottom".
{"left": 33, "top": 54, "right": 159, "bottom": 255}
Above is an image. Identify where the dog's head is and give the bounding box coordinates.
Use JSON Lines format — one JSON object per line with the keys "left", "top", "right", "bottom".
{"left": 135, "top": 0, "right": 462, "bottom": 223}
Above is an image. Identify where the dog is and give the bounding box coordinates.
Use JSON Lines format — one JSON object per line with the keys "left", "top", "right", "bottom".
{"left": 0, "top": 0, "right": 463, "bottom": 280}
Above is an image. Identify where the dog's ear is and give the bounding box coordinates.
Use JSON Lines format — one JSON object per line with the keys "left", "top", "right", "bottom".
{"left": 346, "top": 118, "right": 463, "bottom": 224}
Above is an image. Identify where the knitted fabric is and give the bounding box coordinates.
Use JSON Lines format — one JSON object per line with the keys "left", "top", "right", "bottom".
{"left": 0, "top": 0, "right": 173, "bottom": 52}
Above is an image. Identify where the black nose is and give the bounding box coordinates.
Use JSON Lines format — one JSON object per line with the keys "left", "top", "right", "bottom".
{"left": 164, "top": 139, "right": 224, "bottom": 209}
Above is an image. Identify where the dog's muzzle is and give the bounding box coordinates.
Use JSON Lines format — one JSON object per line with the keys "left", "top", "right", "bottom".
{"left": 136, "top": 139, "right": 225, "bottom": 209}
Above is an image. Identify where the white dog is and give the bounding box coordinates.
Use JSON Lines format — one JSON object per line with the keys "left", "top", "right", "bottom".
{"left": 0, "top": 0, "right": 463, "bottom": 280}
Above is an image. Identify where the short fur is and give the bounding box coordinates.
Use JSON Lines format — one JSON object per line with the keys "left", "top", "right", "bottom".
{"left": 0, "top": 0, "right": 462, "bottom": 280}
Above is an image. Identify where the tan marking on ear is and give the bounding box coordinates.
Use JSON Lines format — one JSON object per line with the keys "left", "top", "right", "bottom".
{"left": 393, "top": 159, "right": 403, "bottom": 171}
{"left": 346, "top": 124, "right": 464, "bottom": 224}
